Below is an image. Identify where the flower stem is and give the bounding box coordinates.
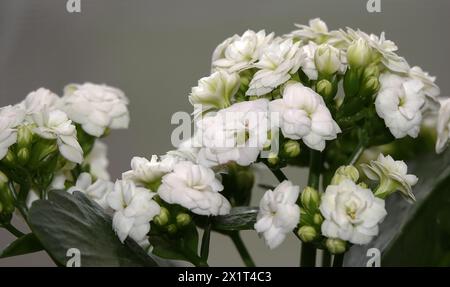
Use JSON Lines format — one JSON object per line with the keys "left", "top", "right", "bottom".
{"left": 200, "top": 221, "right": 212, "bottom": 263}
{"left": 230, "top": 231, "right": 256, "bottom": 267}
{"left": 264, "top": 162, "right": 288, "bottom": 182}
{"left": 2, "top": 223, "right": 25, "bottom": 238}
{"left": 321, "top": 250, "right": 332, "bottom": 267}
{"left": 300, "top": 242, "right": 317, "bottom": 267}
{"left": 347, "top": 141, "right": 365, "bottom": 165}
{"left": 333, "top": 253, "right": 344, "bottom": 267}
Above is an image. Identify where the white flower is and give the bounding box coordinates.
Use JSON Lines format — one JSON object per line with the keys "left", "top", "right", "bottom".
{"left": 269, "top": 82, "right": 341, "bottom": 151}
{"left": 20, "top": 88, "right": 61, "bottom": 117}
{"left": 246, "top": 38, "right": 302, "bottom": 96}
{"left": 189, "top": 70, "right": 240, "bottom": 117}
{"left": 436, "top": 98, "right": 450, "bottom": 153}
{"left": 83, "top": 140, "right": 110, "bottom": 180}
{"left": 62, "top": 83, "right": 129, "bottom": 137}
{"left": 361, "top": 154, "right": 418, "bottom": 201}
{"left": 212, "top": 30, "right": 274, "bottom": 72}
{"left": 68, "top": 172, "right": 113, "bottom": 210}
{"left": 314, "top": 43, "right": 342, "bottom": 76}
{"left": 0, "top": 105, "right": 25, "bottom": 160}
{"left": 164, "top": 137, "right": 200, "bottom": 164}
{"left": 107, "top": 180, "right": 160, "bottom": 244}
{"left": 375, "top": 73, "right": 425, "bottom": 138}
{"left": 254, "top": 180, "right": 300, "bottom": 249}
{"left": 196, "top": 99, "right": 269, "bottom": 167}
{"left": 288, "top": 18, "right": 330, "bottom": 43}
{"left": 32, "top": 109, "right": 83, "bottom": 164}
{"left": 158, "top": 161, "right": 231, "bottom": 216}
{"left": 409, "top": 66, "right": 440, "bottom": 113}
{"left": 320, "top": 179, "right": 387, "bottom": 245}
{"left": 122, "top": 155, "right": 174, "bottom": 189}
{"left": 298, "top": 42, "right": 318, "bottom": 80}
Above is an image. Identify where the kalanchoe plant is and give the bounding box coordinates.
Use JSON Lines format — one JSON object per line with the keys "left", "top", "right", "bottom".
{"left": 1, "top": 18, "right": 449, "bottom": 267}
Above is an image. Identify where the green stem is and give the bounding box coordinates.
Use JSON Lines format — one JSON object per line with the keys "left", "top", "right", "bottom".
{"left": 321, "top": 250, "right": 332, "bottom": 267}
{"left": 347, "top": 141, "right": 364, "bottom": 165}
{"left": 264, "top": 162, "right": 288, "bottom": 182}
{"left": 2, "top": 223, "right": 25, "bottom": 238}
{"left": 300, "top": 242, "right": 317, "bottom": 267}
{"left": 9, "top": 182, "right": 29, "bottom": 220}
{"left": 200, "top": 221, "right": 212, "bottom": 263}
{"left": 230, "top": 231, "right": 256, "bottom": 267}
{"left": 333, "top": 253, "right": 344, "bottom": 267}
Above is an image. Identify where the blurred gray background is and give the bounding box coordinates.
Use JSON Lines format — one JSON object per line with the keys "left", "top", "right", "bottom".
{"left": 1, "top": 0, "right": 449, "bottom": 266}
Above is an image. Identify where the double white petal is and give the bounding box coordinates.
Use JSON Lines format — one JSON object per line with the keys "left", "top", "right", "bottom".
{"left": 68, "top": 172, "right": 113, "bottom": 210}
{"left": 107, "top": 180, "right": 160, "bottom": 244}
{"left": 122, "top": 155, "right": 174, "bottom": 189}
{"left": 83, "top": 140, "right": 110, "bottom": 180}
{"left": 254, "top": 180, "right": 300, "bottom": 249}
{"left": 0, "top": 105, "right": 25, "bottom": 160}
{"left": 269, "top": 82, "right": 341, "bottom": 151}
{"left": 62, "top": 83, "right": 130, "bottom": 137}
{"left": 32, "top": 109, "right": 83, "bottom": 164}
{"left": 246, "top": 38, "right": 302, "bottom": 96}
{"left": 375, "top": 73, "right": 425, "bottom": 139}
{"left": 436, "top": 98, "right": 450, "bottom": 154}
{"left": 158, "top": 161, "right": 231, "bottom": 216}
{"left": 212, "top": 30, "right": 274, "bottom": 73}
{"left": 320, "top": 179, "right": 387, "bottom": 245}
{"left": 20, "top": 88, "right": 61, "bottom": 117}
{"left": 196, "top": 99, "right": 270, "bottom": 167}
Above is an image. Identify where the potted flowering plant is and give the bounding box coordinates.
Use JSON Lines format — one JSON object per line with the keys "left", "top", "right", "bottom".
{"left": 1, "top": 18, "right": 449, "bottom": 267}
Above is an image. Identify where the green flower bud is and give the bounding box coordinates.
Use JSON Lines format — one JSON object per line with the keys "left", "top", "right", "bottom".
{"left": 301, "top": 186, "right": 320, "bottom": 212}
{"left": 313, "top": 213, "right": 324, "bottom": 226}
{"left": 326, "top": 238, "right": 347, "bottom": 254}
{"left": 17, "top": 124, "right": 34, "bottom": 148}
{"left": 166, "top": 224, "right": 178, "bottom": 235}
{"left": 360, "top": 76, "right": 380, "bottom": 97}
{"left": 362, "top": 64, "right": 380, "bottom": 80}
{"left": 316, "top": 79, "right": 333, "bottom": 99}
{"left": 0, "top": 171, "right": 7, "bottom": 186}
{"left": 283, "top": 140, "right": 301, "bottom": 158}
{"left": 297, "top": 226, "right": 317, "bottom": 242}
{"left": 0, "top": 177, "right": 15, "bottom": 216}
{"left": 267, "top": 152, "right": 279, "bottom": 166}
{"left": 154, "top": 207, "right": 170, "bottom": 226}
{"left": 29, "top": 140, "right": 58, "bottom": 169}
{"left": 315, "top": 44, "right": 341, "bottom": 76}
{"left": 358, "top": 182, "right": 368, "bottom": 189}
{"left": 17, "top": 147, "right": 30, "bottom": 165}
{"left": 2, "top": 149, "right": 16, "bottom": 166}
{"left": 176, "top": 213, "right": 192, "bottom": 227}
{"left": 331, "top": 165, "right": 359, "bottom": 185}
{"left": 347, "top": 38, "right": 372, "bottom": 69}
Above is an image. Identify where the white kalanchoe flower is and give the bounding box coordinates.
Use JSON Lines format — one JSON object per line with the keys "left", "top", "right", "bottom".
{"left": 20, "top": 88, "right": 61, "bottom": 116}
{"left": 212, "top": 30, "right": 274, "bottom": 73}
{"left": 436, "top": 98, "right": 450, "bottom": 154}
{"left": 158, "top": 161, "right": 231, "bottom": 216}
{"left": 83, "top": 140, "right": 110, "bottom": 181}
{"left": 0, "top": 105, "right": 25, "bottom": 160}
{"left": 361, "top": 154, "right": 418, "bottom": 201}
{"left": 314, "top": 43, "right": 342, "bottom": 76}
{"left": 320, "top": 179, "right": 387, "bottom": 245}
{"left": 246, "top": 38, "right": 302, "bottom": 96}
{"left": 68, "top": 172, "right": 113, "bottom": 210}
{"left": 164, "top": 137, "right": 200, "bottom": 165}
{"left": 298, "top": 42, "right": 319, "bottom": 80}
{"left": 288, "top": 18, "right": 330, "bottom": 43}
{"left": 107, "top": 180, "right": 160, "bottom": 244}
{"left": 254, "top": 180, "right": 300, "bottom": 249}
{"left": 269, "top": 82, "right": 341, "bottom": 151}
{"left": 409, "top": 66, "right": 440, "bottom": 112}
{"left": 375, "top": 73, "right": 425, "bottom": 139}
{"left": 32, "top": 109, "right": 83, "bottom": 164}
{"left": 197, "top": 99, "right": 269, "bottom": 167}
{"left": 189, "top": 70, "right": 240, "bottom": 117}
{"left": 122, "top": 155, "right": 174, "bottom": 190}
{"left": 62, "top": 83, "right": 130, "bottom": 137}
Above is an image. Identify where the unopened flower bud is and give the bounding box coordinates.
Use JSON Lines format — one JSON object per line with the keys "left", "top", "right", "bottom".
{"left": 362, "top": 64, "right": 380, "bottom": 80}
{"left": 361, "top": 76, "right": 380, "bottom": 96}
{"left": 267, "top": 152, "right": 279, "bottom": 166}
{"left": 17, "top": 125, "right": 34, "bottom": 149}
{"left": 358, "top": 182, "right": 368, "bottom": 189}
{"left": 283, "top": 140, "right": 301, "bottom": 158}
{"left": 301, "top": 186, "right": 320, "bottom": 212}
{"left": 315, "top": 44, "right": 341, "bottom": 76}
{"left": 176, "top": 213, "right": 191, "bottom": 227}
{"left": 17, "top": 147, "right": 30, "bottom": 165}
{"left": 347, "top": 38, "right": 372, "bottom": 69}
{"left": 326, "top": 238, "right": 347, "bottom": 254}
{"left": 316, "top": 79, "right": 333, "bottom": 99}
{"left": 297, "top": 226, "right": 317, "bottom": 242}
{"left": 154, "top": 207, "right": 170, "bottom": 226}
{"left": 2, "top": 150, "right": 16, "bottom": 166}
{"left": 331, "top": 165, "right": 359, "bottom": 185}
{"left": 166, "top": 224, "right": 178, "bottom": 235}
{"left": 313, "top": 213, "right": 323, "bottom": 225}
{"left": 0, "top": 171, "right": 7, "bottom": 187}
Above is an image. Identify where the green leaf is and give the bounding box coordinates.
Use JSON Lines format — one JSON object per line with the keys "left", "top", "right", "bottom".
{"left": 0, "top": 233, "right": 43, "bottom": 258}
{"left": 212, "top": 207, "right": 259, "bottom": 231}
{"left": 344, "top": 150, "right": 450, "bottom": 266}
{"left": 28, "top": 190, "right": 157, "bottom": 267}
{"left": 148, "top": 223, "right": 203, "bottom": 266}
